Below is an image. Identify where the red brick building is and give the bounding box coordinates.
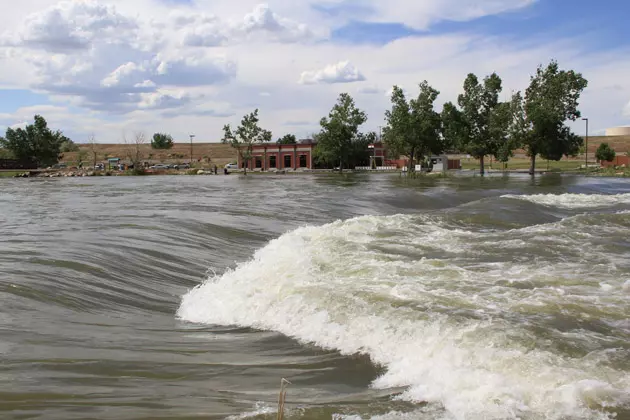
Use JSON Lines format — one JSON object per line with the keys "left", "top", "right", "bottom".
{"left": 600, "top": 155, "right": 630, "bottom": 168}
{"left": 237, "top": 141, "right": 316, "bottom": 170}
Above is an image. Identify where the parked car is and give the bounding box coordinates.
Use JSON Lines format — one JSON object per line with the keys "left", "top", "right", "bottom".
{"left": 150, "top": 164, "right": 170, "bottom": 170}
{"left": 225, "top": 163, "right": 238, "bottom": 169}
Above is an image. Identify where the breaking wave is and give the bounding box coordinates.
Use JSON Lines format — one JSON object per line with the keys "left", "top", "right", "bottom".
{"left": 502, "top": 192, "right": 630, "bottom": 209}
{"left": 178, "top": 193, "right": 630, "bottom": 420}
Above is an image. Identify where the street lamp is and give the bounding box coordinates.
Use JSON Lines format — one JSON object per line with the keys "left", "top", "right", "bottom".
{"left": 189, "top": 134, "right": 195, "bottom": 164}
{"left": 582, "top": 118, "right": 588, "bottom": 169}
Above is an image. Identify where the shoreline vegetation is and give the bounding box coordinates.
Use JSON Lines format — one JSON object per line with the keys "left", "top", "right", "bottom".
{"left": 6, "top": 157, "right": 629, "bottom": 178}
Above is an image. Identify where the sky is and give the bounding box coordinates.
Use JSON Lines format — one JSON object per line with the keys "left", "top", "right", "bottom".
{"left": 0, "top": 0, "right": 628, "bottom": 144}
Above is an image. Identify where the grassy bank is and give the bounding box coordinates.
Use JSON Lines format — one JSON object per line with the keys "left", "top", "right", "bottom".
{"left": 0, "top": 171, "right": 21, "bottom": 178}
{"left": 460, "top": 157, "right": 586, "bottom": 171}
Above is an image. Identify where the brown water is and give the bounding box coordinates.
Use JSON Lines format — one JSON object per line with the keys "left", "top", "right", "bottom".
{"left": 0, "top": 173, "right": 629, "bottom": 420}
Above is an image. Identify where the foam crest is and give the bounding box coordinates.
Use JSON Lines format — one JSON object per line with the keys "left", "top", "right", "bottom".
{"left": 177, "top": 214, "right": 630, "bottom": 420}
{"left": 502, "top": 193, "right": 630, "bottom": 209}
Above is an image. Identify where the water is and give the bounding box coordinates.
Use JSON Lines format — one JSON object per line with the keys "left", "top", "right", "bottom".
{"left": 0, "top": 173, "right": 628, "bottom": 420}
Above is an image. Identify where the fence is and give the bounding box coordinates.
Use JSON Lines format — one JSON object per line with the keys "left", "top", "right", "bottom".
{"left": 355, "top": 166, "right": 398, "bottom": 171}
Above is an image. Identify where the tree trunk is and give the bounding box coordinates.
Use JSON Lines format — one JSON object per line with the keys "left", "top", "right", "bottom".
{"left": 479, "top": 155, "right": 485, "bottom": 176}
{"left": 529, "top": 154, "right": 536, "bottom": 175}
{"left": 407, "top": 148, "right": 415, "bottom": 175}
{"left": 339, "top": 158, "right": 343, "bottom": 174}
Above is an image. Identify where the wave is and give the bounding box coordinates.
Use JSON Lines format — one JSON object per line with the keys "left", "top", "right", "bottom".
{"left": 502, "top": 193, "right": 630, "bottom": 209}
{"left": 177, "top": 214, "right": 630, "bottom": 420}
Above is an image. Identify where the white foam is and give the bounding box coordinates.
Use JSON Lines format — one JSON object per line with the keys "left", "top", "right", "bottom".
{"left": 502, "top": 193, "right": 630, "bottom": 209}
{"left": 177, "top": 214, "right": 630, "bottom": 420}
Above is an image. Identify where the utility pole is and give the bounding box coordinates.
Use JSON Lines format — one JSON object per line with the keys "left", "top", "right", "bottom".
{"left": 189, "top": 134, "right": 195, "bottom": 165}
{"left": 582, "top": 118, "right": 588, "bottom": 170}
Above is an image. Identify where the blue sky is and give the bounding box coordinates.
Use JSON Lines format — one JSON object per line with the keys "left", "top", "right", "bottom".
{"left": 331, "top": 0, "right": 625, "bottom": 50}
{"left": 0, "top": 0, "right": 629, "bottom": 142}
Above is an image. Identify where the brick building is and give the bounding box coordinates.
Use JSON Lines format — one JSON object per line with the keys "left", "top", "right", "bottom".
{"left": 237, "top": 140, "right": 316, "bottom": 170}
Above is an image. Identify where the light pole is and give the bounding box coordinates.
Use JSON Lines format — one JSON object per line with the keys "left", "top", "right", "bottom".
{"left": 582, "top": 118, "right": 588, "bottom": 170}
{"left": 189, "top": 134, "right": 195, "bottom": 165}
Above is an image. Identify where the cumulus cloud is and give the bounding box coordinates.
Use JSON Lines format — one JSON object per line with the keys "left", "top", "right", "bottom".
{"left": 237, "top": 4, "right": 313, "bottom": 43}
{"left": 299, "top": 61, "right": 366, "bottom": 85}
{"left": 3, "top": 0, "right": 136, "bottom": 52}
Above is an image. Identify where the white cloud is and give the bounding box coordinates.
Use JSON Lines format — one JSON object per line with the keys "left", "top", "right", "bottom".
{"left": 3, "top": 0, "right": 137, "bottom": 52}
{"left": 299, "top": 61, "right": 366, "bottom": 85}
{"left": 237, "top": 4, "right": 314, "bottom": 43}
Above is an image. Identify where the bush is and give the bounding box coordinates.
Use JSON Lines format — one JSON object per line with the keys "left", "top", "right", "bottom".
{"left": 595, "top": 143, "right": 616, "bottom": 162}
{"left": 151, "top": 133, "right": 174, "bottom": 149}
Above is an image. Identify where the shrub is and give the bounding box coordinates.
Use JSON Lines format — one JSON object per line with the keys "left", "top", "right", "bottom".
{"left": 595, "top": 143, "right": 616, "bottom": 162}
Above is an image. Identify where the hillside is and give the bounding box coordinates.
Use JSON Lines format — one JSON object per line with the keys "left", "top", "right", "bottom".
{"left": 62, "top": 143, "right": 237, "bottom": 167}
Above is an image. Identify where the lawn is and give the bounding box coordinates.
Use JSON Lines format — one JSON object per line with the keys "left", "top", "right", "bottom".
{"left": 460, "top": 157, "right": 585, "bottom": 171}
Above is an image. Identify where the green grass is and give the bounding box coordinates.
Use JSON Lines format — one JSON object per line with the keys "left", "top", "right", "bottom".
{"left": 461, "top": 158, "right": 584, "bottom": 171}
{"left": 0, "top": 171, "right": 21, "bottom": 178}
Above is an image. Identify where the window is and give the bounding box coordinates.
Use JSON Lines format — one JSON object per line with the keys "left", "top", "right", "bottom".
{"left": 299, "top": 155, "right": 307, "bottom": 168}
{"left": 255, "top": 158, "right": 262, "bottom": 168}
{"left": 284, "top": 155, "right": 292, "bottom": 168}
{"left": 269, "top": 156, "right": 276, "bottom": 168}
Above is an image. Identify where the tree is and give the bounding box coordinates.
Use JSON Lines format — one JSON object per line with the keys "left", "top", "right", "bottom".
{"left": 455, "top": 73, "right": 505, "bottom": 175}
{"left": 0, "top": 115, "right": 69, "bottom": 167}
{"left": 315, "top": 93, "right": 367, "bottom": 172}
{"left": 350, "top": 131, "right": 376, "bottom": 168}
{"left": 151, "top": 133, "right": 174, "bottom": 149}
{"left": 595, "top": 143, "right": 616, "bottom": 162}
{"left": 61, "top": 138, "right": 79, "bottom": 152}
{"left": 0, "top": 141, "right": 13, "bottom": 159}
{"left": 383, "top": 82, "right": 443, "bottom": 174}
{"left": 124, "top": 131, "right": 147, "bottom": 174}
{"left": 277, "top": 134, "right": 297, "bottom": 144}
{"left": 519, "top": 60, "right": 588, "bottom": 174}
{"left": 221, "top": 109, "right": 272, "bottom": 175}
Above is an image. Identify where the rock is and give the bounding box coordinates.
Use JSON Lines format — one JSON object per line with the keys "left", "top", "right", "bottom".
{"left": 197, "top": 170, "right": 205, "bottom": 175}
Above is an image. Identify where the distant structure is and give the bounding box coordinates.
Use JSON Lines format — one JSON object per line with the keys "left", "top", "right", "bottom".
{"left": 605, "top": 126, "right": 630, "bottom": 136}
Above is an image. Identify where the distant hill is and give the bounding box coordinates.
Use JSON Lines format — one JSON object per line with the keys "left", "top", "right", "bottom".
{"left": 586, "top": 135, "right": 630, "bottom": 153}
{"left": 61, "top": 142, "right": 237, "bottom": 167}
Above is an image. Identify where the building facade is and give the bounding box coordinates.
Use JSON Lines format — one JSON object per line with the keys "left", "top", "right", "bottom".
{"left": 237, "top": 141, "right": 316, "bottom": 170}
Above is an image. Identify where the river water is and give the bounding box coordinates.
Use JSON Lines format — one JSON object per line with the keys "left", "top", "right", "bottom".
{"left": 0, "top": 173, "right": 628, "bottom": 420}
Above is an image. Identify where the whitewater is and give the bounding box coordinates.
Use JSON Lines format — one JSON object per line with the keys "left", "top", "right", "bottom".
{"left": 178, "top": 192, "right": 630, "bottom": 420}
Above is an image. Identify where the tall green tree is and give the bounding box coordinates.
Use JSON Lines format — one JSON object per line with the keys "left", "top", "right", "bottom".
{"left": 151, "top": 133, "right": 174, "bottom": 149}
{"left": 0, "top": 115, "right": 69, "bottom": 167}
{"left": 456, "top": 73, "right": 505, "bottom": 175}
{"left": 520, "top": 60, "right": 588, "bottom": 174}
{"left": 277, "top": 134, "right": 297, "bottom": 144}
{"left": 221, "top": 109, "right": 272, "bottom": 175}
{"left": 383, "top": 82, "right": 443, "bottom": 174}
{"left": 314, "top": 93, "right": 367, "bottom": 173}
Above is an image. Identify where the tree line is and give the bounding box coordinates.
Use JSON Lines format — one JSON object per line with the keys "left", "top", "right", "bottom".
{"left": 223, "top": 59, "right": 588, "bottom": 175}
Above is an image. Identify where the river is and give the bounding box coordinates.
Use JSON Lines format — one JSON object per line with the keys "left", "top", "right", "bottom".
{"left": 0, "top": 173, "right": 628, "bottom": 420}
